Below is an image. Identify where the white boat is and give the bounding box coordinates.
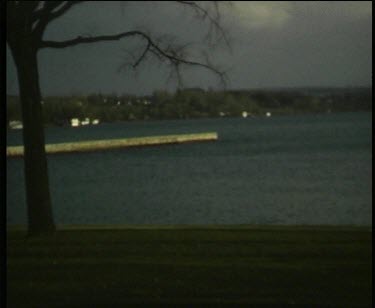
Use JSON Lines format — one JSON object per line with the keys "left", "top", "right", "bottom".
{"left": 81, "top": 118, "right": 90, "bottom": 125}
{"left": 9, "top": 121, "right": 23, "bottom": 129}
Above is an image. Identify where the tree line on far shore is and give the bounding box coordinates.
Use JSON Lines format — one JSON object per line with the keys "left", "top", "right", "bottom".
{"left": 7, "top": 87, "right": 372, "bottom": 127}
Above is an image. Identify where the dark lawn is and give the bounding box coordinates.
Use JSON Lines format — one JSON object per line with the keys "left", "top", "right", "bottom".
{"left": 7, "top": 226, "right": 372, "bottom": 307}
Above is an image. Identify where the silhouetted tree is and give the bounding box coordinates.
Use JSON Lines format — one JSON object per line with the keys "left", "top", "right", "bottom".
{"left": 6, "top": 1, "right": 229, "bottom": 236}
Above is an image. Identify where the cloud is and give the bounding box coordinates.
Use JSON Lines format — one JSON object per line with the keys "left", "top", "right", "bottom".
{"left": 230, "top": 1, "right": 293, "bottom": 30}
{"left": 228, "top": 1, "right": 371, "bottom": 31}
{"left": 348, "top": 1, "right": 373, "bottom": 18}
{"left": 301, "top": 1, "right": 372, "bottom": 20}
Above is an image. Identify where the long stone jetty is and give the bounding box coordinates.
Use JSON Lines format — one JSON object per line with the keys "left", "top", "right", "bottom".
{"left": 6, "top": 132, "right": 218, "bottom": 157}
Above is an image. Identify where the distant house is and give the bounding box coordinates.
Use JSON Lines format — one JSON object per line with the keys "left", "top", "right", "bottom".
{"left": 70, "top": 118, "right": 100, "bottom": 127}
{"left": 71, "top": 118, "right": 80, "bottom": 127}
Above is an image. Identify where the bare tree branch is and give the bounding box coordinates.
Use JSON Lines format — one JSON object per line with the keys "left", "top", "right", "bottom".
{"left": 44, "top": 1, "right": 82, "bottom": 20}
{"left": 9, "top": 1, "right": 231, "bottom": 88}
{"left": 22, "top": 1, "right": 41, "bottom": 14}
{"left": 133, "top": 41, "right": 151, "bottom": 68}
{"left": 31, "top": 1, "right": 65, "bottom": 23}
{"left": 40, "top": 30, "right": 227, "bottom": 84}
{"left": 32, "top": 1, "right": 83, "bottom": 37}
{"left": 40, "top": 31, "right": 145, "bottom": 48}
{"left": 176, "top": 1, "right": 231, "bottom": 49}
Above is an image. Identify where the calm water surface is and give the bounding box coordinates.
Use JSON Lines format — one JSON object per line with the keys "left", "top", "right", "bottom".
{"left": 7, "top": 112, "right": 372, "bottom": 225}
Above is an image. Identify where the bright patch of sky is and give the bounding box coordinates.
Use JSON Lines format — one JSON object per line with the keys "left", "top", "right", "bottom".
{"left": 231, "top": 1, "right": 293, "bottom": 29}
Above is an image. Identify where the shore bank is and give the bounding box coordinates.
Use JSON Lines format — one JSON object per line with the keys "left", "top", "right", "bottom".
{"left": 7, "top": 226, "right": 372, "bottom": 306}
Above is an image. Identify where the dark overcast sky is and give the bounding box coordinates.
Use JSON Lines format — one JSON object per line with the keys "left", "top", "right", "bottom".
{"left": 6, "top": 1, "right": 372, "bottom": 96}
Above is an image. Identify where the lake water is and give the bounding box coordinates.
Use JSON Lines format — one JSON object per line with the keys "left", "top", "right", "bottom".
{"left": 7, "top": 112, "right": 372, "bottom": 226}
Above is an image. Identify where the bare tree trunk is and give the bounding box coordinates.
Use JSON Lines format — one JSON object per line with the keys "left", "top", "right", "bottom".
{"left": 9, "top": 44, "right": 56, "bottom": 235}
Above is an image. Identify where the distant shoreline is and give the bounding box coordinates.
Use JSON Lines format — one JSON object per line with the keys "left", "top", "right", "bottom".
{"left": 7, "top": 224, "right": 372, "bottom": 232}
{"left": 7, "top": 87, "right": 372, "bottom": 126}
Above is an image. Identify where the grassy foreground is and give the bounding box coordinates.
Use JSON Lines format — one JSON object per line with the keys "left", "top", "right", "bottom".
{"left": 7, "top": 226, "right": 372, "bottom": 307}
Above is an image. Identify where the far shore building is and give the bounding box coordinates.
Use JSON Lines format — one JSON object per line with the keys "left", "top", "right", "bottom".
{"left": 70, "top": 118, "right": 100, "bottom": 127}
{"left": 71, "top": 118, "right": 80, "bottom": 127}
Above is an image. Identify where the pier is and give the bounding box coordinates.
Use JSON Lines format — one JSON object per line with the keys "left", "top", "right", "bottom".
{"left": 6, "top": 132, "right": 218, "bottom": 157}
